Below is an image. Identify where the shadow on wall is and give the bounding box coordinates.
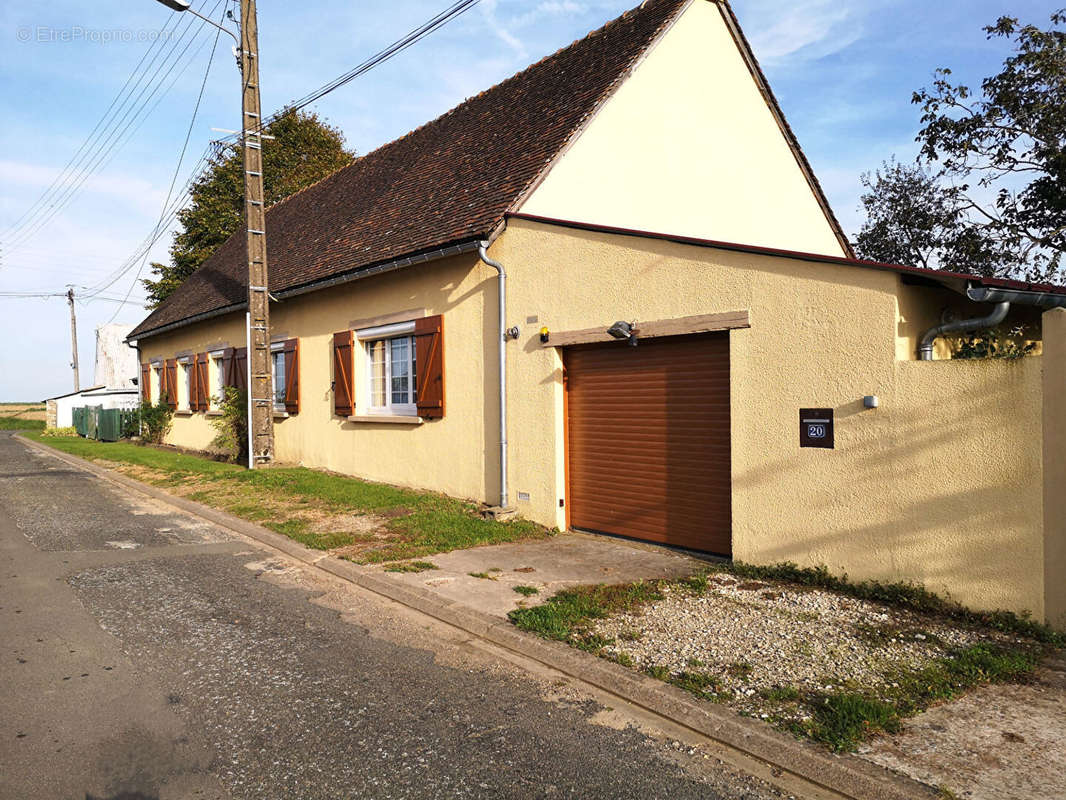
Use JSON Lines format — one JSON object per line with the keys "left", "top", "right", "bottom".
{"left": 734, "top": 357, "right": 1044, "bottom": 615}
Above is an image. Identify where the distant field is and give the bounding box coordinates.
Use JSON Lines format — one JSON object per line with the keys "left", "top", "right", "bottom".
{"left": 0, "top": 404, "right": 47, "bottom": 421}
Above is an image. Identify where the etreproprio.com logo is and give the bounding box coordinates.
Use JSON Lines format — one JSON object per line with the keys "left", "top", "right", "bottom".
{"left": 17, "top": 26, "right": 175, "bottom": 44}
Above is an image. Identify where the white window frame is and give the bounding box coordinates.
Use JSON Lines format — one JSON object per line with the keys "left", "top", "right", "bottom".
{"left": 208, "top": 349, "right": 225, "bottom": 410}
{"left": 356, "top": 321, "right": 418, "bottom": 417}
{"left": 270, "top": 341, "right": 287, "bottom": 412}
{"left": 178, "top": 356, "right": 194, "bottom": 411}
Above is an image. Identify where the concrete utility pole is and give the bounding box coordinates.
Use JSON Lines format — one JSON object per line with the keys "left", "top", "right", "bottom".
{"left": 240, "top": 0, "right": 274, "bottom": 466}
{"left": 67, "top": 287, "right": 80, "bottom": 392}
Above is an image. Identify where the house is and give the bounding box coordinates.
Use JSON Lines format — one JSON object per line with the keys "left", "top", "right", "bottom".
{"left": 127, "top": 0, "right": 1066, "bottom": 627}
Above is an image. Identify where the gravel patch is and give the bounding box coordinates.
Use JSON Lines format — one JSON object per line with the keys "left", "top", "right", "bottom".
{"left": 590, "top": 573, "right": 1023, "bottom": 719}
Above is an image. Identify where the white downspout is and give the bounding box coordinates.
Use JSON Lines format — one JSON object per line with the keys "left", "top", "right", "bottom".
{"left": 478, "top": 242, "right": 509, "bottom": 509}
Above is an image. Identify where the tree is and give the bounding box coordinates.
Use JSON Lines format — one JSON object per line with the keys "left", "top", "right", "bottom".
{"left": 856, "top": 159, "right": 1020, "bottom": 275}
{"left": 856, "top": 10, "right": 1066, "bottom": 283}
{"left": 143, "top": 111, "right": 354, "bottom": 306}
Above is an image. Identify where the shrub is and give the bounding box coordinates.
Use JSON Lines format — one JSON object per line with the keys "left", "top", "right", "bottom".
{"left": 952, "top": 324, "right": 1037, "bottom": 360}
{"left": 40, "top": 426, "right": 78, "bottom": 438}
{"left": 138, "top": 400, "right": 173, "bottom": 444}
{"left": 209, "top": 386, "right": 247, "bottom": 461}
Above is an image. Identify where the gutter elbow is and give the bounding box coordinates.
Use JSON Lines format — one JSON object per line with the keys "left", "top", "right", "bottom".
{"left": 917, "top": 301, "right": 1010, "bottom": 361}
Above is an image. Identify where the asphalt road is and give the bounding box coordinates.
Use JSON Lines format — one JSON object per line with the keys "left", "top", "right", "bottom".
{"left": 0, "top": 432, "right": 784, "bottom": 800}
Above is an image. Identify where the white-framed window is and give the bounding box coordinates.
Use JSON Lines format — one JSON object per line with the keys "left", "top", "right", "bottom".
{"left": 151, "top": 363, "right": 163, "bottom": 403}
{"left": 270, "top": 342, "right": 286, "bottom": 411}
{"left": 357, "top": 321, "right": 418, "bottom": 416}
{"left": 209, "top": 350, "right": 225, "bottom": 410}
{"left": 178, "top": 356, "right": 193, "bottom": 410}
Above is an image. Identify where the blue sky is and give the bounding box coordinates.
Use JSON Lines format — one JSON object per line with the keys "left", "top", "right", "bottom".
{"left": 0, "top": 0, "right": 1057, "bottom": 400}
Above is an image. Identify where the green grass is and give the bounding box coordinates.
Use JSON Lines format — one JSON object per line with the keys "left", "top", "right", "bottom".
{"left": 508, "top": 581, "right": 664, "bottom": 641}
{"left": 469, "top": 571, "right": 496, "bottom": 580}
{"left": 264, "top": 519, "right": 362, "bottom": 551}
{"left": 384, "top": 561, "right": 438, "bottom": 573}
{"left": 24, "top": 433, "right": 549, "bottom": 561}
{"left": 797, "top": 643, "right": 1042, "bottom": 751}
{"left": 23, "top": 433, "right": 241, "bottom": 478}
{"left": 760, "top": 685, "right": 801, "bottom": 703}
{"left": 0, "top": 417, "right": 45, "bottom": 431}
{"left": 513, "top": 585, "right": 539, "bottom": 596}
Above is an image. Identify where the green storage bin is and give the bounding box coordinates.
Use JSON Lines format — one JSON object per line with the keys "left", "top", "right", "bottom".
{"left": 97, "top": 408, "right": 122, "bottom": 442}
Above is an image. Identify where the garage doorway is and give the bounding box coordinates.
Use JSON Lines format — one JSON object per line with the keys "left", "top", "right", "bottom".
{"left": 564, "top": 332, "right": 731, "bottom": 556}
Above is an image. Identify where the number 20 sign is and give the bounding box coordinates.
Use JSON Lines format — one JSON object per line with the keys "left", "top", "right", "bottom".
{"left": 799, "top": 409, "right": 834, "bottom": 449}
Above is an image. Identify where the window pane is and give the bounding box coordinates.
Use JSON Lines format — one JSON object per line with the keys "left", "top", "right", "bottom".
{"left": 369, "top": 340, "right": 386, "bottom": 407}
{"left": 273, "top": 351, "right": 286, "bottom": 405}
{"left": 390, "top": 338, "right": 409, "bottom": 404}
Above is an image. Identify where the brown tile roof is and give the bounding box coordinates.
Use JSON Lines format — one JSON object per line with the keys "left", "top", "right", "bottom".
{"left": 130, "top": 0, "right": 691, "bottom": 340}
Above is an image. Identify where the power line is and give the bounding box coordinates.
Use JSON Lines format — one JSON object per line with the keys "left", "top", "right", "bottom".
{"left": 103, "top": 12, "right": 226, "bottom": 324}
{"left": 2, "top": 0, "right": 224, "bottom": 253}
{"left": 6, "top": 0, "right": 485, "bottom": 302}
{"left": 0, "top": 8, "right": 185, "bottom": 240}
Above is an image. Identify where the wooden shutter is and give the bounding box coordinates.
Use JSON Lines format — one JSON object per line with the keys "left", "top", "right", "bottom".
{"left": 140, "top": 363, "right": 151, "bottom": 403}
{"left": 222, "top": 347, "right": 236, "bottom": 388}
{"left": 414, "top": 314, "right": 445, "bottom": 418}
{"left": 283, "top": 338, "right": 300, "bottom": 414}
{"left": 233, "top": 347, "right": 248, "bottom": 392}
{"left": 164, "top": 359, "right": 178, "bottom": 409}
{"left": 332, "top": 331, "right": 355, "bottom": 417}
{"left": 195, "top": 353, "right": 210, "bottom": 411}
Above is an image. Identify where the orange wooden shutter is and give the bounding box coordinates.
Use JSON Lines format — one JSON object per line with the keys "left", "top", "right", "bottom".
{"left": 283, "top": 338, "right": 300, "bottom": 414}
{"left": 140, "top": 363, "right": 151, "bottom": 403}
{"left": 414, "top": 314, "right": 445, "bottom": 418}
{"left": 332, "top": 331, "right": 354, "bottom": 417}
{"left": 196, "top": 353, "right": 209, "bottom": 411}
{"left": 234, "top": 347, "right": 248, "bottom": 392}
{"left": 164, "top": 359, "right": 178, "bottom": 409}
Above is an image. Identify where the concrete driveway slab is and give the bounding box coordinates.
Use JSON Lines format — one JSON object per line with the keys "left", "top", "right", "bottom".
{"left": 376, "top": 533, "right": 705, "bottom": 617}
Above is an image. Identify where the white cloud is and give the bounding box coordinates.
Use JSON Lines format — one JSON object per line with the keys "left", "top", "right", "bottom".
{"left": 739, "top": 0, "right": 872, "bottom": 67}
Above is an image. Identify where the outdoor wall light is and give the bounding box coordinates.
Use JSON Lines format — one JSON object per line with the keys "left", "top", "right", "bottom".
{"left": 539, "top": 326, "right": 550, "bottom": 343}
{"left": 864, "top": 395, "right": 880, "bottom": 409}
{"left": 607, "top": 320, "right": 639, "bottom": 347}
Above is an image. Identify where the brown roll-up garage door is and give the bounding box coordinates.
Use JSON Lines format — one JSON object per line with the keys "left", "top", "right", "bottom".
{"left": 564, "top": 332, "right": 731, "bottom": 555}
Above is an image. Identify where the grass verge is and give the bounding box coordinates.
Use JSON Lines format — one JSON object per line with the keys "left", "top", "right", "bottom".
{"left": 22, "top": 433, "right": 549, "bottom": 561}
{"left": 0, "top": 417, "right": 46, "bottom": 431}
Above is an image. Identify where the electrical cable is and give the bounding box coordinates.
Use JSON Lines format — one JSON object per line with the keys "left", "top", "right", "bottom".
{"left": 102, "top": 14, "right": 225, "bottom": 322}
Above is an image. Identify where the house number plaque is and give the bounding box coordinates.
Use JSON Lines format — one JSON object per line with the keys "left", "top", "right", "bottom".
{"left": 799, "top": 408, "right": 834, "bottom": 449}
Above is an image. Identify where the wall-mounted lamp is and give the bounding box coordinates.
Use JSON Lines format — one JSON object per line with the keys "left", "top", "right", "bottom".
{"left": 863, "top": 395, "right": 880, "bottom": 409}
{"left": 607, "top": 320, "right": 638, "bottom": 347}
{"left": 539, "top": 326, "right": 550, "bottom": 343}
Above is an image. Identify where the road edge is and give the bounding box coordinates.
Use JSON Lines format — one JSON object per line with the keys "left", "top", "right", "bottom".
{"left": 18, "top": 434, "right": 934, "bottom": 800}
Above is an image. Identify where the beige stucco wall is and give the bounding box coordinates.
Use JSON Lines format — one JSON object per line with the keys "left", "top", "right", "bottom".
{"left": 137, "top": 218, "right": 1050, "bottom": 620}
{"left": 519, "top": 0, "right": 846, "bottom": 257}
{"left": 139, "top": 253, "right": 500, "bottom": 503}
{"left": 1043, "top": 308, "right": 1066, "bottom": 629}
{"left": 496, "top": 218, "right": 1046, "bottom": 618}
